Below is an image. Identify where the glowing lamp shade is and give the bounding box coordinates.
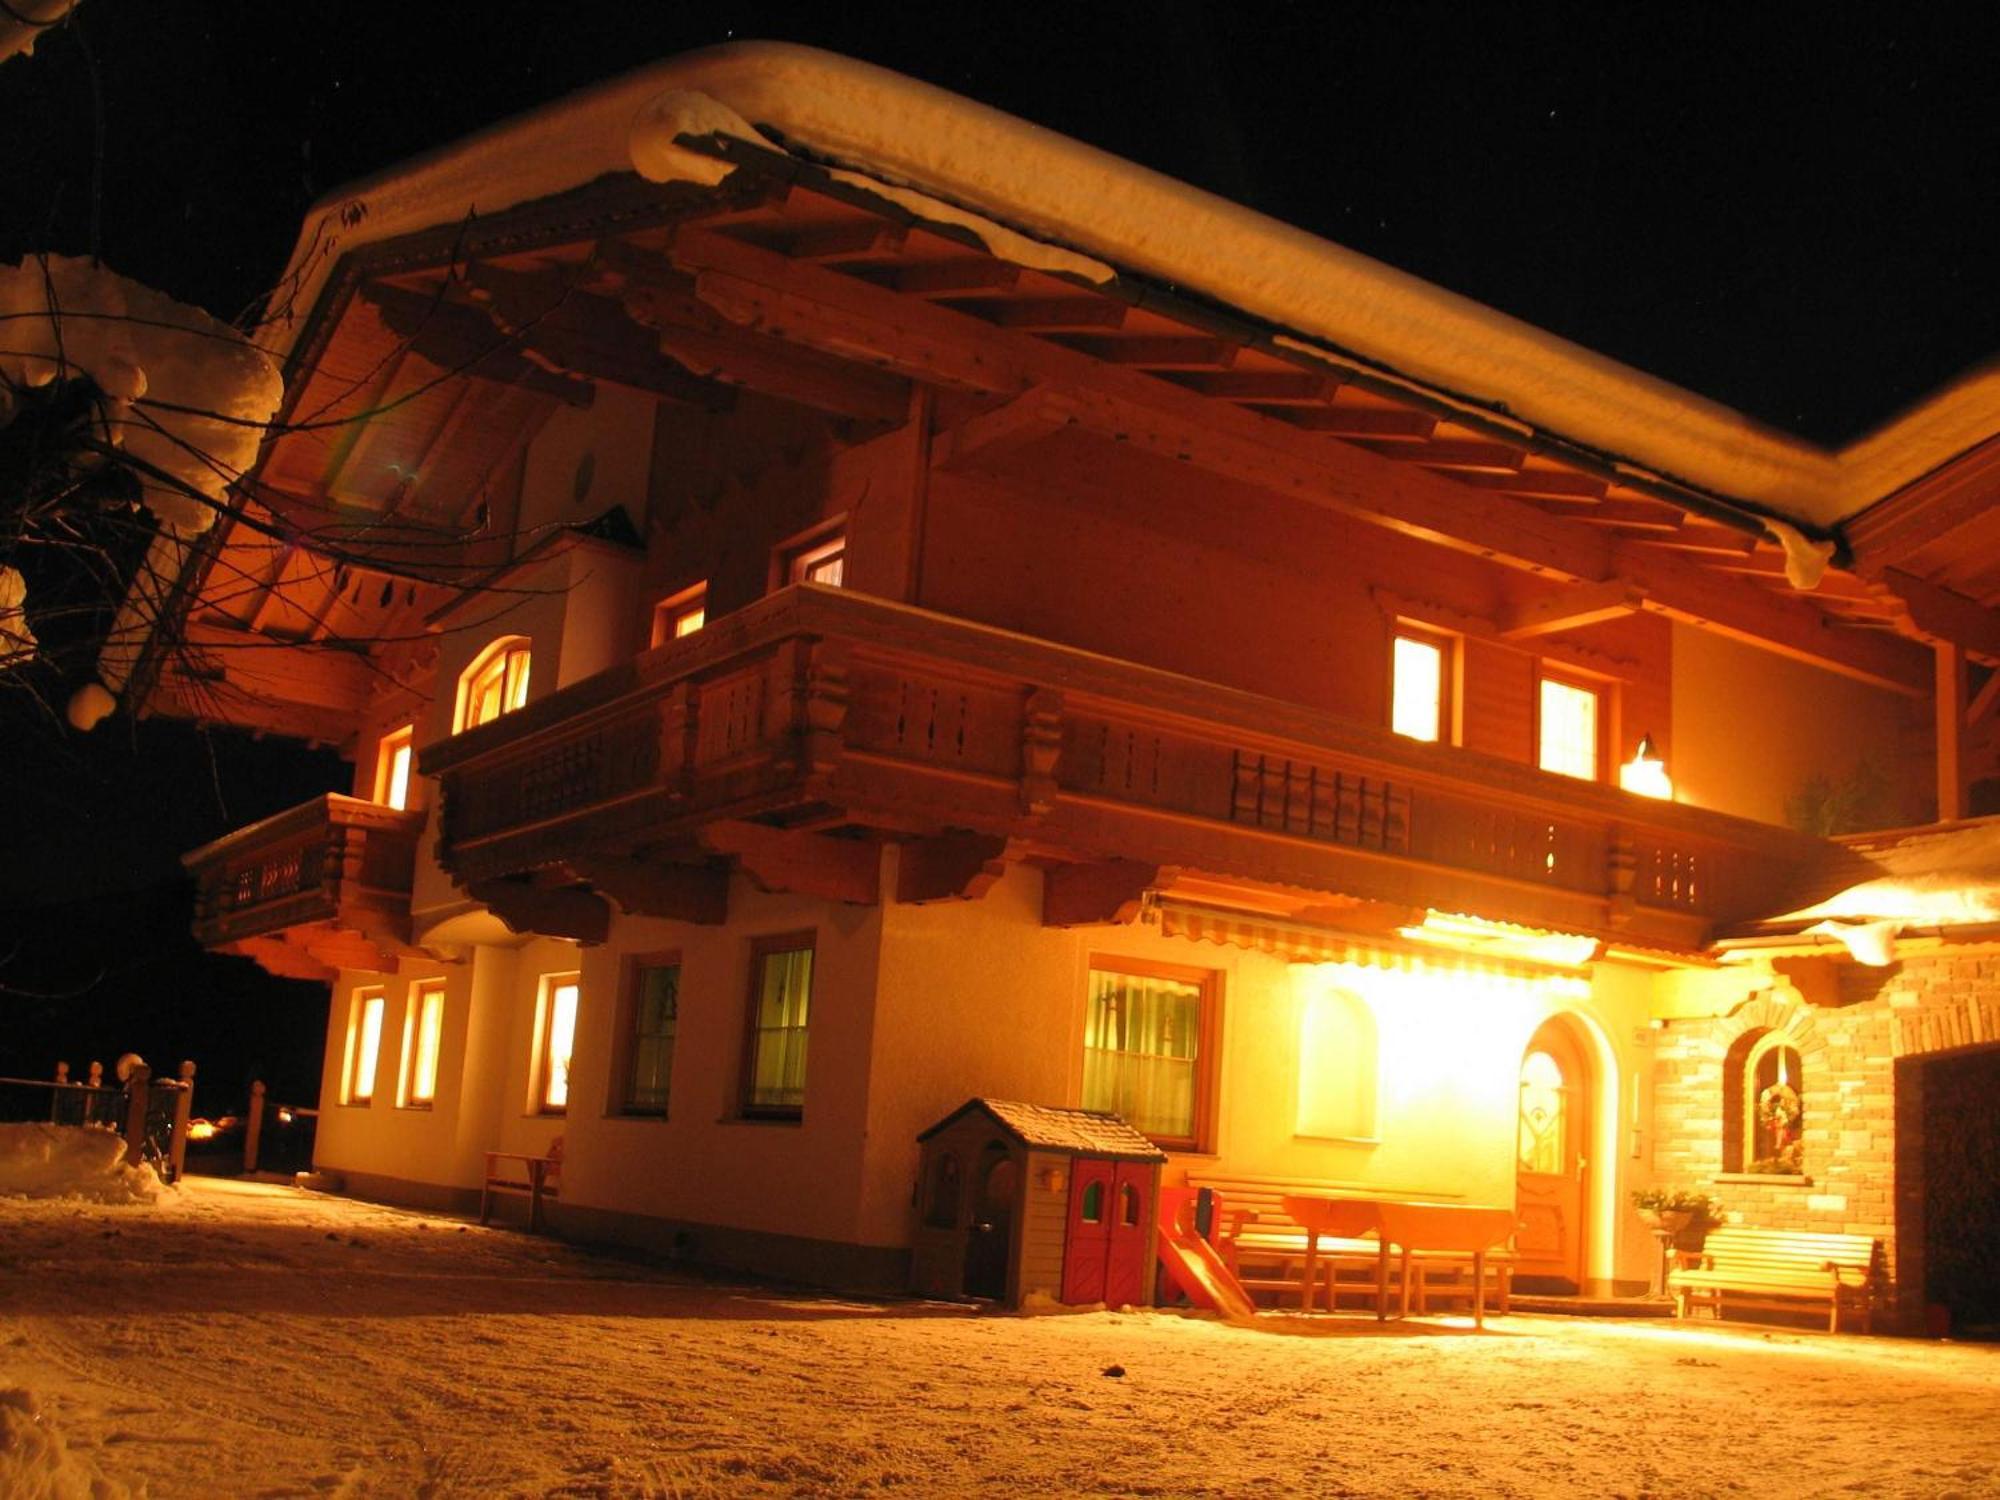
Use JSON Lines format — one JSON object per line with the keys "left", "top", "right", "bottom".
{"left": 1619, "top": 733, "right": 1673, "bottom": 800}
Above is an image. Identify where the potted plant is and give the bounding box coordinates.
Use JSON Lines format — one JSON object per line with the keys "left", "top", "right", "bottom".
{"left": 1630, "top": 1187, "right": 1725, "bottom": 1249}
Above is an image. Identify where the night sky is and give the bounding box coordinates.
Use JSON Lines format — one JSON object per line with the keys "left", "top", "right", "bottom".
{"left": 1, "top": 5, "right": 1992, "bottom": 1105}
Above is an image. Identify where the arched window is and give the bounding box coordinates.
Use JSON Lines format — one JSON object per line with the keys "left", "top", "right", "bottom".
{"left": 1516, "top": 1049, "right": 1567, "bottom": 1174}
{"left": 456, "top": 637, "right": 531, "bottom": 732}
{"left": 1080, "top": 1180, "right": 1104, "bottom": 1223}
{"left": 1119, "top": 1181, "right": 1142, "bottom": 1228}
{"left": 1724, "top": 1028, "right": 1805, "bottom": 1174}
{"left": 1295, "top": 985, "right": 1378, "bottom": 1140}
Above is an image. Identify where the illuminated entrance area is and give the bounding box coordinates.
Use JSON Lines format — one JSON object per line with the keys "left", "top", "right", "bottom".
{"left": 1515, "top": 1015, "right": 1593, "bottom": 1292}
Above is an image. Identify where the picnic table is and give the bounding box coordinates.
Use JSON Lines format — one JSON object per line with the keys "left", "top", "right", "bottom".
{"left": 1283, "top": 1195, "right": 1517, "bottom": 1327}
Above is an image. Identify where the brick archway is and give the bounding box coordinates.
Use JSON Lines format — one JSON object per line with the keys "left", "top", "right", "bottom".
{"left": 1717, "top": 991, "right": 1827, "bottom": 1175}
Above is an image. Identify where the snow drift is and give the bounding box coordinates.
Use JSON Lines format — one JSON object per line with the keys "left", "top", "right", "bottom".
{"left": 0, "top": 1124, "right": 160, "bottom": 1203}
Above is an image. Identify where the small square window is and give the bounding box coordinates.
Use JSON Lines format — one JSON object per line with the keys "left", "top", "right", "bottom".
{"left": 651, "top": 585, "right": 707, "bottom": 647}
{"left": 374, "top": 725, "right": 414, "bottom": 810}
{"left": 1538, "top": 675, "right": 1602, "bottom": 781}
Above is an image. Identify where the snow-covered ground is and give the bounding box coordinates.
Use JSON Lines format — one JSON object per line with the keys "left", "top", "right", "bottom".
{"left": 1, "top": 1178, "right": 1995, "bottom": 1498}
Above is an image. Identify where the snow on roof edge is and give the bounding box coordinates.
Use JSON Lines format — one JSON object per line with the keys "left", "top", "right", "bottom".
{"left": 262, "top": 41, "right": 1993, "bottom": 528}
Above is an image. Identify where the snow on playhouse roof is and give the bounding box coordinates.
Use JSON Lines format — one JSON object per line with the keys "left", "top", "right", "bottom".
{"left": 265, "top": 41, "right": 1994, "bottom": 531}
{"left": 918, "top": 1099, "right": 1168, "bottom": 1162}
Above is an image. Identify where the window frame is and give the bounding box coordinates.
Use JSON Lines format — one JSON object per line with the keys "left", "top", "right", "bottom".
{"left": 455, "top": 636, "right": 532, "bottom": 734}
{"left": 397, "top": 979, "right": 446, "bottom": 1110}
{"left": 774, "top": 519, "right": 849, "bottom": 592}
{"left": 739, "top": 931, "right": 817, "bottom": 1123}
{"left": 1080, "top": 955, "right": 1221, "bottom": 1154}
{"left": 609, "top": 951, "right": 682, "bottom": 1118}
{"left": 1534, "top": 667, "right": 1610, "bottom": 783}
{"left": 342, "top": 989, "right": 387, "bottom": 1106}
{"left": 373, "top": 724, "right": 415, "bottom": 810}
{"left": 1388, "top": 626, "right": 1456, "bottom": 746}
{"left": 650, "top": 584, "right": 708, "bottom": 647}
{"left": 530, "top": 972, "right": 581, "bottom": 1117}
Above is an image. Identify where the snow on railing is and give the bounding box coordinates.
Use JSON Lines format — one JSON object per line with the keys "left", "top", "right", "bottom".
{"left": 0, "top": 1059, "right": 197, "bottom": 1182}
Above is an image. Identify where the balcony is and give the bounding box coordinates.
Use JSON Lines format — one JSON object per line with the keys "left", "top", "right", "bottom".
{"left": 184, "top": 794, "right": 424, "bottom": 979}
{"left": 420, "top": 585, "right": 1833, "bottom": 955}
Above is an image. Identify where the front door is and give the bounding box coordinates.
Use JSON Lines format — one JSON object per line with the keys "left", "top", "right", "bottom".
{"left": 1103, "top": 1164, "right": 1153, "bottom": 1307}
{"left": 1061, "top": 1160, "right": 1115, "bottom": 1304}
{"left": 964, "top": 1148, "right": 1017, "bottom": 1301}
{"left": 1515, "top": 1019, "right": 1590, "bottom": 1290}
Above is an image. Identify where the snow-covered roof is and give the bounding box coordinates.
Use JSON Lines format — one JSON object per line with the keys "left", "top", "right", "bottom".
{"left": 919, "top": 1099, "right": 1168, "bottom": 1162}
{"left": 263, "top": 41, "right": 1994, "bottom": 530}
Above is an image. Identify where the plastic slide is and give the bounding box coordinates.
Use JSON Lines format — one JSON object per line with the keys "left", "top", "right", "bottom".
{"left": 1156, "top": 1220, "right": 1259, "bottom": 1320}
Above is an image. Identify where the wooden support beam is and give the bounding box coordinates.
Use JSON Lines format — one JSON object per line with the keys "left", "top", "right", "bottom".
{"left": 978, "top": 297, "right": 1128, "bottom": 332}
{"left": 700, "top": 821, "right": 880, "bottom": 905}
{"left": 1937, "top": 640, "right": 1967, "bottom": 821}
{"left": 1876, "top": 567, "right": 2000, "bottom": 662}
{"left": 929, "top": 387, "right": 1066, "bottom": 469}
{"left": 225, "top": 936, "right": 336, "bottom": 983}
{"left": 1500, "top": 581, "right": 1648, "bottom": 641}
{"left": 357, "top": 283, "right": 595, "bottom": 407}
{"left": 1617, "top": 547, "right": 1928, "bottom": 696}
{"left": 566, "top": 856, "right": 729, "bottom": 924}
{"left": 469, "top": 879, "right": 610, "bottom": 944}
{"left": 1967, "top": 665, "right": 2000, "bottom": 729}
{"left": 1058, "top": 335, "right": 1239, "bottom": 370}
{"left": 179, "top": 621, "right": 373, "bottom": 715}
{"left": 895, "top": 831, "right": 1009, "bottom": 904}
{"left": 894, "top": 259, "right": 1020, "bottom": 297}
{"left": 1170, "top": 370, "right": 1344, "bottom": 404}
{"left": 1361, "top": 438, "right": 1524, "bottom": 473}
{"left": 1282, "top": 407, "right": 1437, "bottom": 439}
{"left": 1042, "top": 859, "right": 1158, "bottom": 927}
{"left": 1460, "top": 469, "right": 1613, "bottom": 501}
{"left": 788, "top": 221, "right": 907, "bottom": 263}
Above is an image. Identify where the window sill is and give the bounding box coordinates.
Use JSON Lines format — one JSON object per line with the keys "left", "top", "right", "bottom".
{"left": 726, "top": 1113, "right": 803, "bottom": 1128}
{"left": 396, "top": 1103, "right": 435, "bottom": 1113}
{"left": 1294, "top": 1134, "right": 1381, "bottom": 1148}
{"left": 608, "top": 1109, "right": 668, "bottom": 1122}
{"left": 1713, "top": 1172, "right": 1813, "bottom": 1187}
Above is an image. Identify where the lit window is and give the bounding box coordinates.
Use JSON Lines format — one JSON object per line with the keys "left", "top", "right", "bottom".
{"left": 1295, "top": 985, "right": 1377, "bottom": 1140}
{"left": 1391, "top": 634, "right": 1446, "bottom": 743}
{"left": 1726, "top": 1028, "right": 1805, "bottom": 1175}
{"left": 1081, "top": 962, "right": 1217, "bottom": 1150}
{"left": 743, "top": 936, "right": 814, "bottom": 1118}
{"left": 399, "top": 981, "right": 444, "bottom": 1108}
{"left": 650, "top": 585, "right": 707, "bottom": 647}
{"left": 374, "top": 725, "right": 414, "bottom": 810}
{"left": 618, "top": 960, "right": 680, "bottom": 1115}
{"left": 787, "top": 533, "right": 846, "bottom": 588}
{"left": 1517, "top": 1048, "right": 1567, "bottom": 1174}
{"left": 536, "top": 975, "right": 579, "bottom": 1113}
{"left": 344, "top": 991, "right": 386, "bottom": 1105}
{"left": 1538, "top": 675, "right": 1601, "bottom": 781}
{"left": 456, "top": 637, "right": 531, "bottom": 732}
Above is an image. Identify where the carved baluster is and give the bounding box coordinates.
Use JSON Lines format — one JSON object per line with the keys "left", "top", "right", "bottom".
{"left": 802, "top": 640, "right": 850, "bottom": 780}
{"left": 1606, "top": 825, "right": 1637, "bottom": 928}
{"left": 1309, "top": 766, "right": 1336, "bottom": 840}
{"left": 659, "top": 682, "right": 697, "bottom": 801}
{"left": 1336, "top": 771, "right": 1360, "bottom": 846}
{"left": 1231, "top": 750, "right": 1261, "bottom": 826}
{"left": 1021, "top": 688, "right": 1063, "bottom": 817}
{"left": 1360, "top": 777, "right": 1385, "bottom": 848}
{"left": 1385, "top": 782, "right": 1411, "bottom": 853}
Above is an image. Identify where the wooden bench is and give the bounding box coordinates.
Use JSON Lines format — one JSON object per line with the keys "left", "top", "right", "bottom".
{"left": 1184, "top": 1173, "right": 1514, "bottom": 1317}
{"left": 480, "top": 1135, "right": 563, "bottom": 1233}
{"left": 1669, "top": 1226, "right": 1881, "bottom": 1333}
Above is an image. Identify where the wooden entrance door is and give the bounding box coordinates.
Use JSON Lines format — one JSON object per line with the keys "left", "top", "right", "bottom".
{"left": 1515, "top": 1020, "right": 1590, "bottom": 1289}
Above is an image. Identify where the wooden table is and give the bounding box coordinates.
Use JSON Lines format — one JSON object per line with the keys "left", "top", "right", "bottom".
{"left": 1283, "top": 1195, "right": 1517, "bottom": 1327}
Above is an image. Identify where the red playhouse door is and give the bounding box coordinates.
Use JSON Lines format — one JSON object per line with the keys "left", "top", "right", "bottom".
{"left": 1103, "top": 1163, "right": 1153, "bottom": 1307}
{"left": 1061, "top": 1160, "right": 1114, "bottom": 1304}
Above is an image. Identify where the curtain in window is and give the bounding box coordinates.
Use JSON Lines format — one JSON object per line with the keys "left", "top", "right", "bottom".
{"left": 627, "top": 965, "right": 679, "bottom": 1112}
{"left": 749, "top": 947, "right": 813, "bottom": 1111}
{"left": 1082, "top": 970, "right": 1199, "bottom": 1140}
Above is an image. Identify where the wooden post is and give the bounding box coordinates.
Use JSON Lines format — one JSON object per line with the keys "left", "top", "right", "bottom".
{"left": 244, "top": 1080, "right": 266, "bottom": 1174}
{"left": 87, "top": 1060, "right": 102, "bottom": 1087}
{"left": 122, "top": 1063, "right": 151, "bottom": 1168}
{"left": 169, "top": 1061, "right": 196, "bottom": 1184}
{"left": 52, "top": 1062, "right": 68, "bottom": 1123}
{"left": 1936, "top": 641, "right": 1966, "bottom": 822}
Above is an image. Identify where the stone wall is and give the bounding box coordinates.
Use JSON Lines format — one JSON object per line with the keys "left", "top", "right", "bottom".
{"left": 1647, "top": 952, "right": 2000, "bottom": 1328}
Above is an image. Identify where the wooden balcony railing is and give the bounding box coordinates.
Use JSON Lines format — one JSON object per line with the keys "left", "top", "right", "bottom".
{"left": 421, "top": 586, "right": 1831, "bottom": 951}
{"left": 184, "top": 794, "right": 423, "bottom": 958}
